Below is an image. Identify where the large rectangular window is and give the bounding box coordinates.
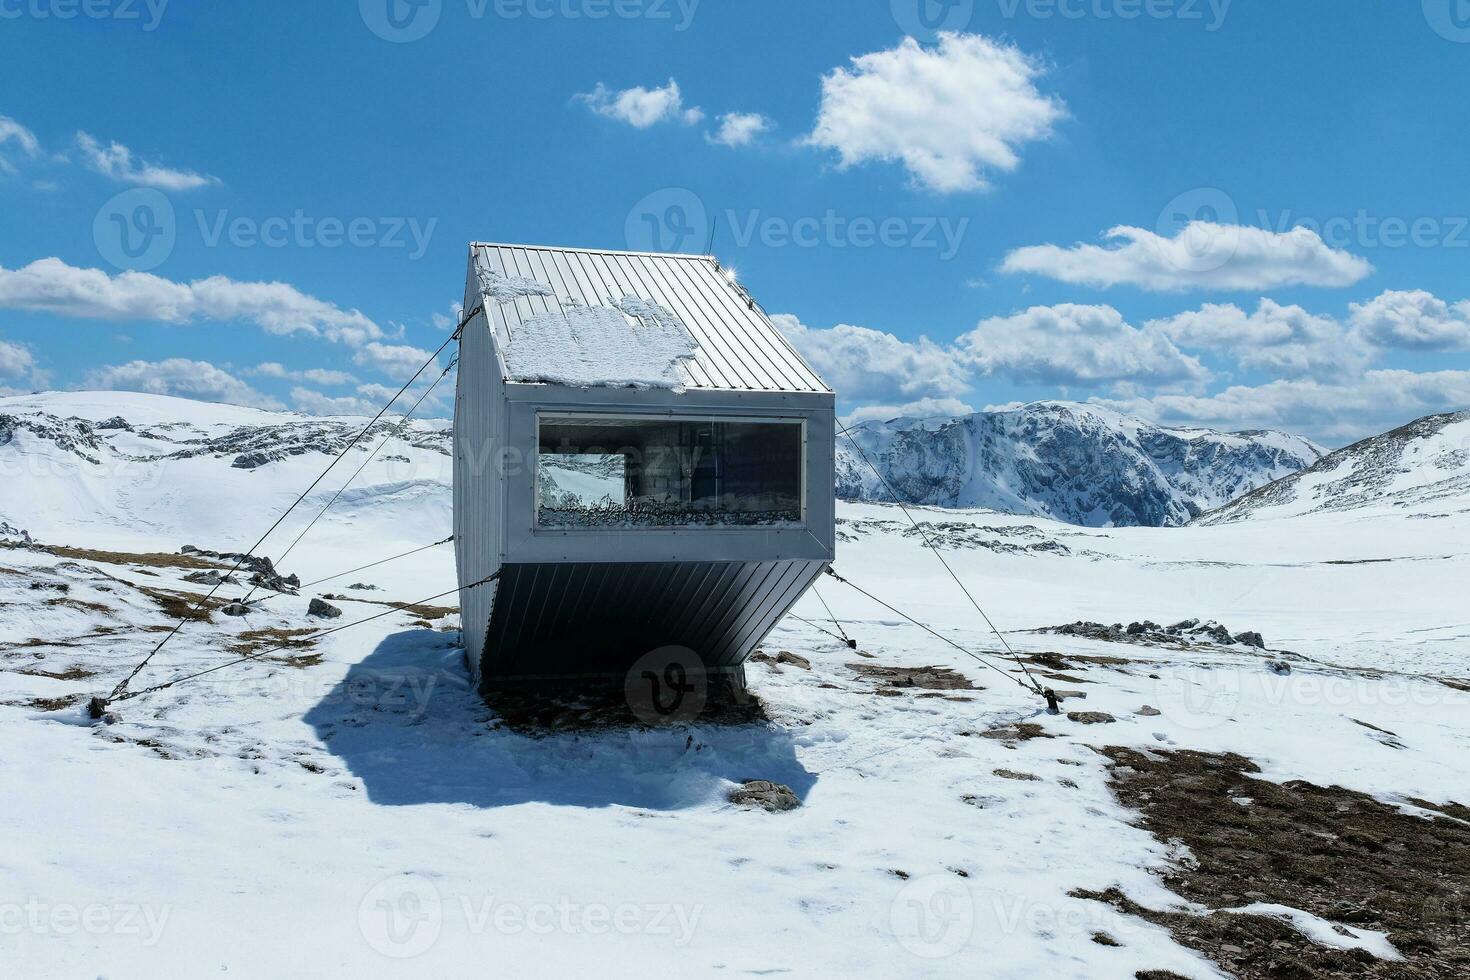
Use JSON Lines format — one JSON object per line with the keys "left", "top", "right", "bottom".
{"left": 536, "top": 416, "right": 803, "bottom": 528}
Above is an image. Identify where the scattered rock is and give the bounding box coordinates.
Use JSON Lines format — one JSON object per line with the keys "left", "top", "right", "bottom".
{"left": 221, "top": 602, "right": 251, "bottom": 617}
{"left": 851, "top": 663, "right": 978, "bottom": 691}
{"left": 1067, "top": 711, "right": 1116, "bottom": 725}
{"left": 1091, "top": 931, "right": 1121, "bottom": 947}
{"left": 96, "top": 416, "right": 132, "bottom": 431}
{"left": 1235, "top": 631, "right": 1266, "bottom": 649}
{"left": 1137, "top": 705, "right": 1162, "bottom": 717}
{"left": 308, "top": 598, "right": 343, "bottom": 619}
{"left": 728, "top": 780, "right": 801, "bottom": 812}
{"left": 775, "top": 651, "right": 811, "bottom": 670}
{"left": 183, "top": 570, "right": 235, "bottom": 586}
{"left": 347, "top": 582, "right": 381, "bottom": 591}
{"left": 1268, "top": 660, "right": 1292, "bottom": 675}
{"left": 993, "top": 768, "right": 1041, "bottom": 781}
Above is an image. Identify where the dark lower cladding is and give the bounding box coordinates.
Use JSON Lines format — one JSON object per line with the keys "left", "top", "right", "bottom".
{"left": 478, "top": 559, "right": 827, "bottom": 684}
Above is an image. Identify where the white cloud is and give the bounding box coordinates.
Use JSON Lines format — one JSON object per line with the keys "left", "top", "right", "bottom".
{"left": 957, "top": 304, "right": 1209, "bottom": 388}
{"left": 708, "top": 112, "right": 772, "bottom": 147}
{"left": 85, "top": 359, "right": 283, "bottom": 410}
{"left": 1002, "top": 223, "right": 1373, "bottom": 292}
{"left": 74, "top": 132, "right": 218, "bottom": 191}
{"left": 575, "top": 79, "right": 704, "bottom": 128}
{"left": 0, "top": 258, "right": 383, "bottom": 346}
{"left": 353, "top": 342, "right": 437, "bottom": 381}
{"left": 1098, "top": 369, "right": 1470, "bottom": 444}
{"left": 0, "top": 116, "right": 41, "bottom": 174}
{"left": 1348, "top": 289, "right": 1470, "bottom": 352}
{"left": 1150, "top": 299, "right": 1370, "bottom": 379}
{"left": 807, "top": 33, "right": 1063, "bottom": 194}
{"left": 289, "top": 386, "right": 378, "bottom": 417}
{"left": 773, "top": 313, "right": 972, "bottom": 411}
{"left": 841, "top": 397, "right": 976, "bottom": 425}
{"left": 0, "top": 338, "right": 37, "bottom": 379}
{"left": 252, "top": 362, "right": 356, "bottom": 386}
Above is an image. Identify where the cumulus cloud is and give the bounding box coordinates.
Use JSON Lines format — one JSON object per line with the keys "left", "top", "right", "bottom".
{"left": 289, "top": 386, "right": 379, "bottom": 417}
{"left": 0, "top": 258, "right": 383, "bottom": 346}
{"left": 575, "top": 79, "right": 704, "bottom": 128}
{"left": 773, "top": 313, "right": 972, "bottom": 411}
{"left": 1348, "top": 289, "right": 1470, "bottom": 351}
{"left": 1002, "top": 223, "right": 1372, "bottom": 292}
{"left": 957, "top": 304, "right": 1209, "bottom": 388}
{"left": 352, "top": 341, "right": 438, "bottom": 381}
{"left": 0, "top": 115, "right": 41, "bottom": 174}
{"left": 251, "top": 362, "right": 357, "bottom": 386}
{"left": 85, "top": 359, "right": 283, "bottom": 410}
{"left": 74, "top": 132, "right": 218, "bottom": 191}
{"left": 1150, "top": 299, "right": 1370, "bottom": 379}
{"left": 0, "top": 338, "right": 37, "bottom": 379}
{"left": 1098, "top": 369, "right": 1470, "bottom": 445}
{"left": 708, "top": 112, "right": 772, "bottom": 147}
{"left": 807, "top": 33, "right": 1063, "bottom": 194}
{"left": 841, "top": 397, "right": 976, "bottom": 425}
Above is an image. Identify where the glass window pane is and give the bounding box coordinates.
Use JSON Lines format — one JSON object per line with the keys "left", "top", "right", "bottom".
{"left": 537, "top": 417, "right": 803, "bottom": 528}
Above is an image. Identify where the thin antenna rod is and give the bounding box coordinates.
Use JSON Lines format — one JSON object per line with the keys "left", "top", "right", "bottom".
{"left": 704, "top": 212, "right": 719, "bottom": 256}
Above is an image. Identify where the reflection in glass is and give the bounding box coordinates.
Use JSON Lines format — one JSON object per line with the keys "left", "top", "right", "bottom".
{"left": 536, "top": 417, "right": 803, "bottom": 528}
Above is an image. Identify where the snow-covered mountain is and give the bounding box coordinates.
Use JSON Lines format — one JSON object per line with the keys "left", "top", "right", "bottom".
{"left": 1196, "top": 409, "right": 1470, "bottom": 525}
{"left": 837, "top": 401, "right": 1324, "bottom": 528}
{"left": 0, "top": 390, "right": 452, "bottom": 560}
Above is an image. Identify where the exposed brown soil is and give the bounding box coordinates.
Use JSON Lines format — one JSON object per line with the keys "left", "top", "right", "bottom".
{"left": 14, "top": 664, "right": 96, "bottom": 681}
{"left": 138, "top": 586, "right": 221, "bottom": 622}
{"left": 850, "top": 663, "right": 980, "bottom": 692}
{"left": 17, "top": 693, "right": 86, "bottom": 712}
{"left": 1075, "top": 747, "right": 1470, "bottom": 979}
{"left": 333, "top": 595, "right": 459, "bottom": 620}
{"left": 481, "top": 678, "right": 772, "bottom": 735}
{"left": 227, "top": 628, "right": 323, "bottom": 667}
{"left": 2, "top": 542, "right": 229, "bottom": 571}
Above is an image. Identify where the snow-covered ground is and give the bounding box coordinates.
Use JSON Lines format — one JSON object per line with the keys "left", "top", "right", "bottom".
{"left": 1, "top": 392, "right": 1466, "bottom": 978}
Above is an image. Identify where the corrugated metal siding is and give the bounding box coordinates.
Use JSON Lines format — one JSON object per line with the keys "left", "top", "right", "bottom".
{"left": 470, "top": 243, "right": 831, "bottom": 394}
{"left": 479, "top": 559, "right": 826, "bottom": 680}
{"left": 453, "top": 268, "right": 505, "bottom": 684}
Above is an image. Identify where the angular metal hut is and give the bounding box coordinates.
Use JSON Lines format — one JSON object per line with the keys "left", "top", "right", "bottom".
{"left": 453, "top": 243, "right": 835, "bottom": 688}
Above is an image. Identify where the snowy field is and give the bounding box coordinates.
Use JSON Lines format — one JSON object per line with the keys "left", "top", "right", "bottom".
{"left": 1, "top": 393, "right": 1467, "bottom": 978}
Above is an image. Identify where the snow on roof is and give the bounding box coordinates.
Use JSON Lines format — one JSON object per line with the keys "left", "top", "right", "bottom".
{"left": 501, "top": 300, "right": 698, "bottom": 390}
{"left": 469, "top": 243, "right": 832, "bottom": 394}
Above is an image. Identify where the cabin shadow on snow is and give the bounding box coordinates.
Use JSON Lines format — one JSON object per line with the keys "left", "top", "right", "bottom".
{"left": 303, "top": 629, "right": 816, "bottom": 811}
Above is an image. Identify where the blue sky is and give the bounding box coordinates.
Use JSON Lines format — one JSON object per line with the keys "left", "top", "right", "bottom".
{"left": 1, "top": 0, "right": 1468, "bottom": 444}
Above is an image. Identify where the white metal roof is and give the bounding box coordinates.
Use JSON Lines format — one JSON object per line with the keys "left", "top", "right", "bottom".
{"left": 469, "top": 243, "right": 832, "bottom": 394}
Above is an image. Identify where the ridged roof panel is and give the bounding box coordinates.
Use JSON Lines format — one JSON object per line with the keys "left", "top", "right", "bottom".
{"left": 469, "top": 243, "right": 832, "bottom": 394}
